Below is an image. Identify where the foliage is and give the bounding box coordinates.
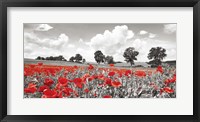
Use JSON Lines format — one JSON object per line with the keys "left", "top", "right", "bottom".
{"left": 74, "top": 54, "right": 83, "bottom": 62}
{"left": 36, "top": 55, "right": 67, "bottom": 61}
{"left": 94, "top": 50, "right": 105, "bottom": 64}
{"left": 105, "top": 56, "right": 114, "bottom": 64}
{"left": 148, "top": 47, "right": 167, "bottom": 66}
{"left": 123, "top": 47, "right": 139, "bottom": 66}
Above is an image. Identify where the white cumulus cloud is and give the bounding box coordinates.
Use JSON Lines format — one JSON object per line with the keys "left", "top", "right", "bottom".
{"left": 164, "top": 24, "right": 177, "bottom": 34}
{"left": 139, "top": 30, "right": 148, "bottom": 35}
{"left": 35, "top": 24, "right": 53, "bottom": 31}
{"left": 90, "top": 25, "right": 134, "bottom": 56}
{"left": 149, "top": 33, "right": 157, "bottom": 38}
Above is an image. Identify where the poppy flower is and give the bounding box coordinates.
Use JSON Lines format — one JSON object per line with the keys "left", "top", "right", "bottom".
{"left": 164, "top": 79, "right": 171, "bottom": 85}
{"left": 87, "top": 77, "right": 93, "bottom": 82}
{"left": 73, "top": 78, "right": 83, "bottom": 88}
{"left": 88, "top": 64, "right": 94, "bottom": 70}
{"left": 58, "top": 77, "right": 68, "bottom": 84}
{"left": 170, "top": 74, "right": 176, "bottom": 83}
{"left": 163, "top": 87, "right": 174, "bottom": 93}
{"left": 105, "top": 78, "right": 112, "bottom": 86}
{"left": 92, "top": 75, "right": 98, "bottom": 79}
{"left": 125, "top": 70, "right": 132, "bottom": 76}
{"left": 73, "top": 65, "right": 78, "bottom": 69}
{"left": 156, "top": 66, "right": 163, "bottom": 73}
{"left": 109, "top": 64, "right": 114, "bottom": 67}
{"left": 24, "top": 87, "right": 37, "bottom": 93}
{"left": 135, "top": 71, "right": 146, "bottom": 77}
{"left": 103, "top": 95, "right": 112, "bottom": 98}
{"left": 44, "top": 78, "right": 54, "bottom": 86}
{"left": 43, "top": 89, "right": 57, "bottom": 98}
{"left": 108, "top": 72, "right": 115, "bottom": 77}
{"left": 84, "top": 88, "right": 90, "bottom": 93}
{"left": 38, "top": 62, "right": 43, "bottom": 66}
{"left": 38, "top": 85, "right": 49, "bottom": 92}
{"left": 63, "top": 87, "right": 73, "bottom": 96}
{"left": 111, "top": 81, "right": 122, "bottom": 88}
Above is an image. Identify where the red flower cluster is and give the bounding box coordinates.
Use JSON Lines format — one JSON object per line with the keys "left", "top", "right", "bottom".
{"left": 24, "top": 63, "right": 176, "bottom": 98}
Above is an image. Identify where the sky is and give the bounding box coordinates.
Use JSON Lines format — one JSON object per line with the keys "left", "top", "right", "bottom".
{"left": 24, "top": 23, "right": 176, "bottom": 62}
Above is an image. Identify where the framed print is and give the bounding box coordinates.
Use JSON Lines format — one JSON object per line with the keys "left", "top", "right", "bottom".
{"left": 0, "top": 0, "right": 200, "bottom": 122}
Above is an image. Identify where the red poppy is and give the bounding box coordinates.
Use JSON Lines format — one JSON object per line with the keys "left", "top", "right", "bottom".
{"left": 84, "top": 88, "right": 90, "bottom": 93}
{"left": 108, "top": 72, "right": 115, "bottom": 77}
{"left": 88, "top": 77, "right": 93, "bottom": 82}
{"left": 164, "top": 79, "right": 171, "bottom": 85}
{"left": 38, "top": 62, "right": 43, "bottom": 66}
{"left": 63, "top": 87, "right": 73, "bottom": 96}
{"left": 111, "top": 81, "right": 122, "bottom": 88}
{"left": 28, "top": 83, "right": 37, "bottom": 88}
{"left": 125, "top": 70, "right": 132, "bottom": 76}
{"left": 103, "top": 95, "right": 112, "bottom": 98}
{"left": 58, "top": 77, "right": 68, "bottom": 84}
{"left": 88, "top": 64, "right": 94, "bottom": 70}
{"left": 73, "top": 78, "right": 83, "bottom": 88}
{"left": 163, "top": 87, "right": 174, "bottom": 93}
{"left": 156, "top": 66, "right": 163, "bottom": 73}
{"left": 109, "top": 64, "right": 114, "bottom": 67}
{"left": 24, "top": 87, "right": 37, "bottom": 93}
{"left": 105, "top": 78, "right": 112, "bottom": 86}
{"left": 44, "top": 78, "right": 54, "bottom": 86}
{"left": 73, "top": 65, "right": 78, "bottom": 69}
{"left": 38, "top": 85, "right": 49, "bottom": 92}
{"left": 24, "top": 83, "right": 37, "bottom": 93}
{"left": 92, "top": 75, "right": 98, "bottom": 79}
{"left": 43, "top": 89, "right": 57, "bottom": 98}
{"left": 160, "top": 88, "right": 164, "bottom": 95}
{"left": 170, "top": 74, "right": 176, "bottom": 83}
{"left": 135, "top": 71, "right": 146, "bottom": 77}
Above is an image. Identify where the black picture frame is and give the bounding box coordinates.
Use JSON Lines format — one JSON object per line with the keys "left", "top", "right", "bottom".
{"left": 0, "top": 0, "right": 199, "bottom": 122}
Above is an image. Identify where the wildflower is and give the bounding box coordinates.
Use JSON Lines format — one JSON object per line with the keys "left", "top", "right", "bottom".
{"left": 44, "top": 78, "right": 54, "bottom": 86}
{"left": 103, "top": 95, "right": 112, "bottom": 98}
{"left": 163, "top": 87, "right": 174, "bottom": 93}
{"left": 135, "top": 71, "right": 146, "bottom": 77}
{"left": 108, "top": 72, "right": 115, "bottom": 77}
{"left": 58, "top": 77, "right": 68, "bottom": 84}
{"left": 109, "top": 64, "right": 114, "bottom": 67}
{"left": 112, "top": 81, "right": 122, "bottom": 88}
{"left": 38, "top": 85, "right": 49, "bottom": 92}
{"left": 38, "top": 62, "right": 43, "bottom": 66}
{"left": 156, "top": 65, "right": 163, "bottom": 73}
{"left": 88, "top": 64, "right": 94, "bottom": 70}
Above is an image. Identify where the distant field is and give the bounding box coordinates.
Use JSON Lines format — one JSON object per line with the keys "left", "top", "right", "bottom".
{"left": 24, "top": 58, "right": 157, "bottom": 71}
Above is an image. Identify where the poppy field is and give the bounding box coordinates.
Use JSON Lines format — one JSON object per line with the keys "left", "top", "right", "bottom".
{"left": 24, "top": 62, "right": 176, "bottom": 98}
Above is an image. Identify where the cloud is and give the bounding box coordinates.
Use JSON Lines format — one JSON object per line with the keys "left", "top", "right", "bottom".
{"left": 78, "top": 38, "right": 83, "bottom": 43}
{"left": 67, "top": 44, "right": 75, "bottom": 48}
{"left": 35, "top": 24, "right": 53, "bottom": 31}
{"left": 164, "top": 24, "right": 177, "bottom": 34}
{"left": 24, "top": 33, "right": 69, "bottom": 50}
{"left": 139, "top": 30, "right": 148, "bottom": 35}
{"left": 149, "top": 33, "right": 157, "bottom": 38}
{"left": 90, "top": 25, "right": 134, "bottom": 56}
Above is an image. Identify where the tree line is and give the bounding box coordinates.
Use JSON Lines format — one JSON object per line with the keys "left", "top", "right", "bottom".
{"left": 35, "top": 46, "right": 167, "bottom": 67}
{"left": 93, "top": 46, "right": 167, "bottom": 66}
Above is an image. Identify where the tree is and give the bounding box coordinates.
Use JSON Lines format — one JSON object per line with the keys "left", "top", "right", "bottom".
{"left": 123, "top": 47, "right": 139, "bottom": 66}
{"left": 69, "top": 56, "right": 75, "bottom": 62}
{"left": 94, "top": 50, "right": 105, "bottom": 64}
{"left": 147, "top": 47, "right": 167, "bottom": 66}
{"left": 75, "top": 54, "right": 82, "bottom": 62}
{"left": 82, "top": 59, "right": 86, "bottom": 64}
{"left": 36, "top": 56, "right": 41, "bottom": 60}
{"left": 105, "top": 56, "right": 114, "bottom": 64}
